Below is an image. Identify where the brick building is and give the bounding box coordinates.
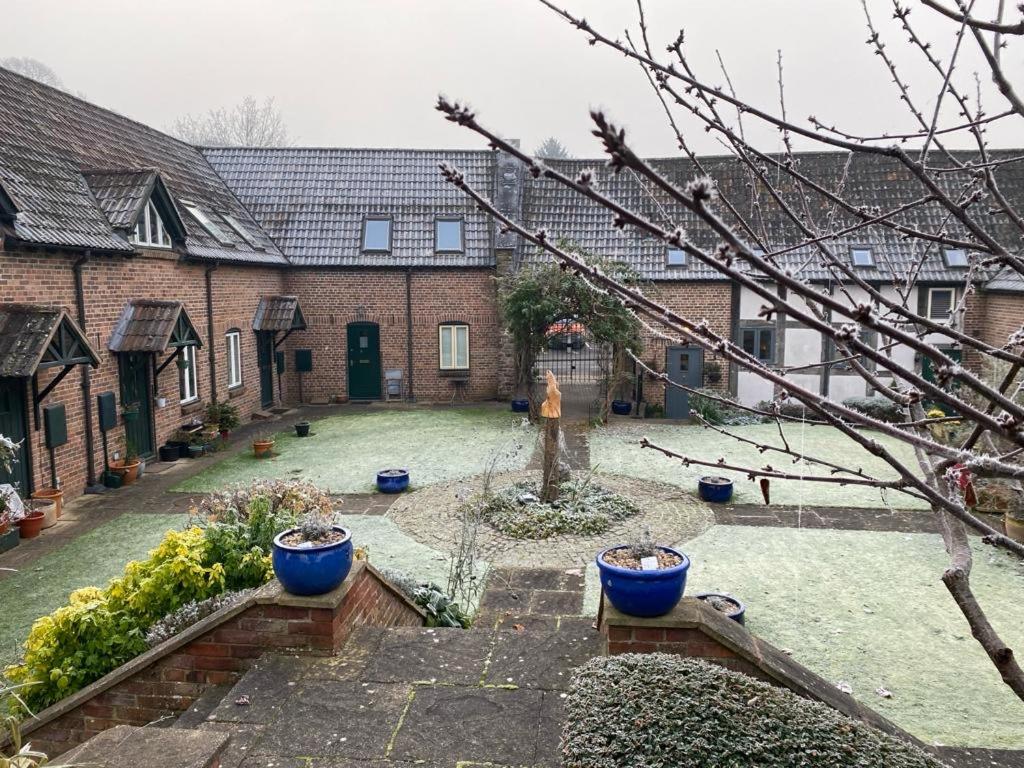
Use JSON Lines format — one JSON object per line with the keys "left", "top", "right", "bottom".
{"left": 1, "top": 65, "right": 1022, "bottom": 502}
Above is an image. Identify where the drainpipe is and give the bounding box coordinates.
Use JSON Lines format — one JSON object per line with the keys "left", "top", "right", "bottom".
{"left": 405, "top": 268, "right": 415, "bottom": 401}
{"left": 73, "top": 252, "right": 98, "bottom": 490}
{"left": 205, "top": 264, "right": 218, "bottom": 402}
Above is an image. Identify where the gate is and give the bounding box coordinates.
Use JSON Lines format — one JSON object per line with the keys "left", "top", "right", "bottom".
{"left": 534, "top": 319, "right": 611, "bottom": 418}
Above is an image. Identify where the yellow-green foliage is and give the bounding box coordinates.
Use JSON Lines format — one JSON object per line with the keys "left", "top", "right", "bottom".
{"left": 5, "top": 526, "right": 256, "bottom": 712}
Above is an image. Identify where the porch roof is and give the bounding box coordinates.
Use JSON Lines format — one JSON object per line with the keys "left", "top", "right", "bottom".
{"left": 252, "top": 295, "right": 306, "bottom": 332}
{"left": 0, "top": 304, "right": 100, "bottom": 377}
{"left": 108, "top": 299, "right": 202, "bottom": 353}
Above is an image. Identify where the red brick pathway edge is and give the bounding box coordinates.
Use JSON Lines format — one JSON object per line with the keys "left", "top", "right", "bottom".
{"left": 9, "top": 561, "right": 426, "bottom": 758}
{"left": 600, "top": 597, "right": 922, "bottom": 748}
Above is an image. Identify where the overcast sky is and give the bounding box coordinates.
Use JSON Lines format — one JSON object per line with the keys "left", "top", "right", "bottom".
{"left": 4, "top": 0, "right": 1020, "bottom": 156}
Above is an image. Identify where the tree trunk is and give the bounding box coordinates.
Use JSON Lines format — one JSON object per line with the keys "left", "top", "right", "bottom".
{"left": 541, "top": 415, "right": 561, "bottom": 502}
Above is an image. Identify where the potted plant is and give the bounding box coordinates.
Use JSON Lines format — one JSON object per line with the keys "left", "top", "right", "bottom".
{"left": 0, "top": 488, "right": 18, "bottom": 555}
{"left": 377, "top": 468, "right": 410, "bottom": 493}
{"left": 698, "top": 475, "right": 734, "bottom": 503}
{"left": 206, "top": 401, "right": 240, "bottom": 439}
{"left": 30, "top": 486, "right": 64, "bottom": 519}
{"left": 705, "top": 360, "right": 722, "bottom": 385}
{"left": 253, "top": 432, "right": 275, "bottom": 459}
{"left": 696, "top": 592, "right": 746, "bottom": 625}
{"left": 35, "top": 497, "right": 57, "bottom": 530}
{"left": 596, "top": 529, "right": 691, "bottom": 617}
{"left": 272, "top": 510, "right": 353, "bottom": 596}
{"left": 16, "top": 506, "right": 45, "bottom": 540}
{"left": 187, "top": 436, "right": 206, "bottom": 458}
{"left": 295, "top": 420, "right": 311, "bottom": 438}
{"left": 110, "top": 437, "right": 142, "bottom": 484}
{"left": 511, "top": 398, "right": 530, "bottom": 413}
{"left": 610, "top": 369, "right": 635, "bottom": 416}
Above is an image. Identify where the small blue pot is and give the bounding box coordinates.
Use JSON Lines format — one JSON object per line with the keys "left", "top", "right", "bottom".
{"left": 696, "top": 592, "right": 747, "bottom": 625}
{"left": 597, "top": 545, "right": 691, "bottom": 617}
{"left": 698, "top": 476, "right": 734, "bottom": 503}
{"left": 511, "top": 399, "right": 530, "bottom": 413}
{"left": 272, "top": 525, "right": 353, "bottom": 596}
{"left": 611, "top": 400, "right": 632, "bottom": 416}
{"left": 377, "top": 469, "right": 410, "bottom": 494}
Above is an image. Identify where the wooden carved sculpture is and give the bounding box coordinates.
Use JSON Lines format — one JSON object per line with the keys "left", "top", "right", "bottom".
{"left": 540, "top": 370, "right": 562, "bottom": 502}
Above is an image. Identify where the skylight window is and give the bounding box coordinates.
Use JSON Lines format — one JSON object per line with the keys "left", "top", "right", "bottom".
{"left": 850, "top": 247, "right": 874, "bottom": 267}
{"left": 666, "top": 248, "right": 687, "bottom": 267}
{"left": 131, "top": 199, "right": 171, "bottom": 248}
{"left": 943, "top": 248, "right": 969, "bottom": 268}
{"left": 181, "top": 201, "right": 233, "bottom": 246}
{"left": 221, "top": 213, "right": 262, "bottom": 249}
{"left": 435, "top": 217, "right": 464, "bottom": 252}
{"left": 362, "top": 216, "right": 392, "bottom": 252}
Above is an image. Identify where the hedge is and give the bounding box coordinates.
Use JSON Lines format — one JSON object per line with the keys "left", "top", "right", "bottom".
{"left": 562, "top": 654, "right": 946, "bottom": 768}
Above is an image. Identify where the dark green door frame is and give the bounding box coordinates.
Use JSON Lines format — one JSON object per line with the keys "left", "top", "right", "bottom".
{"left": 257, "top": 331, "right": 275, "bottom": 409}
{"left": 117, "top": 352, "right": 155, "bottom": 458}
{"left": 347, "top": 322, "right": 382, "bottom": 400}
{"left": 0, "top": 377, "right": 31, "bottom": 495}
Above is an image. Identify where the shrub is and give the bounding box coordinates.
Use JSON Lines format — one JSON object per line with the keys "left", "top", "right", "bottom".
{"left": 146, "top": 589, "right": 254, "bottom": 648}
{"left": 562, "top": 654, "right": 944, "bottom": 768}
{"left": 841, "top": 396, "right": 904, "bottom": 423}
{"left": 379, "top": 569, "right": 471, "bottom": 629}
{"left": 690, "top": 389, "right": 760, "bottom": 426}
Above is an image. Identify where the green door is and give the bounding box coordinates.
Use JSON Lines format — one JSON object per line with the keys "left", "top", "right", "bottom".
{"left": 347, "top": 323, "right": 381, "bottom": 400}
{"left": 921, "top": 348, "right": 962, "bottom": 415}
{"left": 0, "top": 377, "right": 30, "bottom": 494}
{"left": 118, "top": 353, "right": 154, "bottom": 458}
{"left": 257, "top": 332, "right": 275, "bottom": 408}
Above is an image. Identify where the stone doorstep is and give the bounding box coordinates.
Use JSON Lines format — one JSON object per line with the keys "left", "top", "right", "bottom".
{"left": 48, "top": 724, "right": 229, "bottom": 768}
{"left": 600, "top": 597, "right": 921, "bottom": 748}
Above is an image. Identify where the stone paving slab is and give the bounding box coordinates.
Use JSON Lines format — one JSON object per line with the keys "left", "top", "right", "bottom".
{"left": 315, "top": 626, "right": 386, "bottom": 681}
{"left": 362, "top": 627, "right": 494, "bottom": 685}
{"left": 485, "top": 629, "right": 603, "bottom": 690}
{"left": 389, "top": 686, "right": 544, "bottom": 766}
{"left": 534, "top": 691, "right": 567, "bottom": 768}
{"left": 252, "top": 680, "right": 410, "bottom": 760}
{"left": 195, "top": 722, "right": 266, "bottom": 768}
{"left": 209, "top": 655, "right": 315, "bottom": 724}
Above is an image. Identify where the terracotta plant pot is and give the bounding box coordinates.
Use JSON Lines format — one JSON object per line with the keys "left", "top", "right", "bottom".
{"left": 253, "top": 439, "right": 275, "bottom": 459}
{"left": 17, "top": 511, "right": 45, "bottom": 539}
{"left": 35, "top": 498, "right": 57, "bottom": 529}
{"left": 1006, "top": 514, "right": 1024, "bottom": 545}
{"left": 31, "top": 487, "right": 64, "bottom": 518}
{"left": 110, "top": 458, "right": 141, "bottom": 485}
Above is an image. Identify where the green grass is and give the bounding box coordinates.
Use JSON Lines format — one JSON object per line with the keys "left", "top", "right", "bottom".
{"left": 679, "top": 526, "right": 1024, "bottom": 748}
{"left": 0, "top": 513, "right": 187, "bottom": 668}
{"left": 591, "top": 422, "right": 928, "bottom": 508}
{"left": 174, "top": 408, "right": 535, "bottom": 494}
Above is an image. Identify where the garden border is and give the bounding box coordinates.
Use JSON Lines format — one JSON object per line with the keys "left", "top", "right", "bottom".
{"left": 7, "top": 561, "right": 426, "bottom": 758}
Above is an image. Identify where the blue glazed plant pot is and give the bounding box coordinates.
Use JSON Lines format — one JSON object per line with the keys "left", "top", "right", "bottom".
{"left": 511, "top": 399, "right": 530, "bottom": 413}
{"left": 272, "top": 525, "right": 353, "bottom": 596}
{"left": 377, "top": 468, "right": 410, "bottom": 494}
{"left": 596, "top": 545, "right": 691, "bottom": 618}
{"left": 698, "top": 475, "right": 734, "bottom": 503}
{"left": 696, "top": 592, "right": 747, "bottom": 625}
{"left": 611, "top": 400, "right": 632, "bottom": 416}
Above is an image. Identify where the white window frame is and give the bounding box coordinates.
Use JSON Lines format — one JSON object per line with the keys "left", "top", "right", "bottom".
{"left": 131, "top": 199, "right": 172, "bottom": 248}
{"left": 361, "top": 216, "right": 392, "bottom": 252}
{"left": 943, "top": 248, "right": 969, "bottom": 268}
{"left": 439, "top": 324, "right": 470, "bottom": 370}
{"left": 850, "top": 247, "right": 874, "bottom": 267}
{"left": 434, "top": 217, "right": 464, "bottom": 252}
{"left": 180, "top": 345, "right": 199, "bottom": 404}
{"left": 927, "top": 287, "right": 955, "bottom": 321}
{"left": 666, "top": 248, "right": 687, "bottom": 268}
{"left": 225, "top": 330, "right": 242, "bottom": 389}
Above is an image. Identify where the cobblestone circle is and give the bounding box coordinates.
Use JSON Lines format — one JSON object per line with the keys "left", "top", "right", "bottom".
{"left": 386, "top": 471, "right": 715, "bottom": 568}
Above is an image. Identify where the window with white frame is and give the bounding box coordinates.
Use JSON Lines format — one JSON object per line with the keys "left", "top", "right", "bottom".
{"left": 666, "top": 248, "right": 687, "bottom": 268}
{"left": 131, "top": 199, "right": 172, "bottom": 248}
{"left": 435, "top": 217, "right": 464, "bottom": 252}
{"left": 439, "top": 323, "right": 469, "bottom": 370}
{"left": 850, "top": 247, "right": 874, "bottom": 267}
{"left": 943, "top": 248, "right": 969, "bottom": 268}
{"left": 362, "top": 216, "right": 392, "bottom": 252}
{"left": 225, "top": 330, "right": 242, "bottom": 388}
{"left": 179, "top": 345, "right": 199, "bottom": 403}
{"left": 927, "top": 287, "right": 955, "bottom": 320}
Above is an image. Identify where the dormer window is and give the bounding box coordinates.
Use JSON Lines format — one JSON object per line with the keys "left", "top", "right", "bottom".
{"left": 435, "top": 217, "right": 464, "bottom": 252}
{"left": 362, "top": 216, "right": 392, "bottom": 252}
{"left": 851, "top": 247, "right": 874, "bottom": 267}
{"left": 666, "top": 248, "right": 687, "bottom": 268}
{"left": 944, "top": 248, "right": 969, "bottom": 268}
{"left": 131, "top": 199, "right": 172, "bottom": 248}
{"left": 181, "top": 200, "right": 233, "bottom": 246}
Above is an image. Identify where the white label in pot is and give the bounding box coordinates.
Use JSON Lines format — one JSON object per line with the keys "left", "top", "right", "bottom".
{"left": 640, "top": 556, "right": 659, "bottom": 571}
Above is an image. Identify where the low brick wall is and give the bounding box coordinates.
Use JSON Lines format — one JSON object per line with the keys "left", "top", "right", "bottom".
{"left": 600, "top": 597, "right": 918, "bottom": 746}
{"left": 17, "top": 562, "right": 424, "bottom": 757}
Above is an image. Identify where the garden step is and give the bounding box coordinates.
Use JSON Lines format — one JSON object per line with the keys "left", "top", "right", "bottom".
{"left": 249, "top": 409, "right": 275, "bottom": 420}
{"left": 51, "top": 724, "right": 229, "bottom": 768}
{"left": 172, "top": 683, "right": 234, "bottom": 729}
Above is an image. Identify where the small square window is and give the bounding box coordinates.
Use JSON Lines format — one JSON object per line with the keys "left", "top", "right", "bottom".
{"left": 741, "top": 327, "right": 775, "bottom": 363}
{"left": 435, "top": 218, "right": 464, "bottom": 252}
{"left": 851, "top": 248, "right": 874, "bottom": 267}
{"left": 928, "top": 287, "right": 955, "bottom": 320}
{"left": 944, "top": 248, "right": 969, "bottom": 268}
{"left": 666, "top": 248, "right": 687, "bottom": 267}
{"left": 362, "top": 217, "right": 392, "bottom": 252}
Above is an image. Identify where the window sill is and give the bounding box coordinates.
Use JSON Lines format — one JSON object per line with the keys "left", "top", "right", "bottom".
{"left": 180, "top": 399, "right": 204, "bottom": 416}
{"left": 227, "top": 385, "right": 246, "bottom": 399}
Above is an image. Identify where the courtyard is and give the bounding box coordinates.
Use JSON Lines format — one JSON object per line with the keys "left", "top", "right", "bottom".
{"left": 2, "top": 405, "right": 1022, "bottom": 761}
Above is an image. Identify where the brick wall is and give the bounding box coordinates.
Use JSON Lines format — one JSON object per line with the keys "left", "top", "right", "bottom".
{"left": 979, "top": 291, "right": 1024, "bottom": 349}
{"left": 0, "top": 246, "right": 285, "bottom": 501}
{"left": 19, "top": 563, "right": 424, "bottom": 758}
{"left": 634, "top": 281, "right": 734, "bottom": 409}
{"left": 280, "top": 267, "right": 502, "bottom": 403}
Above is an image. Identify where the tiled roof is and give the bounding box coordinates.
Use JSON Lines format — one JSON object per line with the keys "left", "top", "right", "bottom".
{"left": 0, "top": 304, "right": 99, "bottom": 377}
{"left": 986, "top": 266, "right": 1024, "bottom": 294}
{"left": 522, "top": 152, "right": 1024, "bottom": 282}
{"left": 0, "top": 66, "right": 286, "bottom": 265}
{"left": 82, "top": 169, "right": 159, "bottom": 230}
{"left": 108, "top": 300, "right": 201, "bottom": 353}
{"left": 252, "top": 295, "right": 306, "bottom": 332}
{"left": 203, "top": 147, "right": 495, "bottom": 267}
